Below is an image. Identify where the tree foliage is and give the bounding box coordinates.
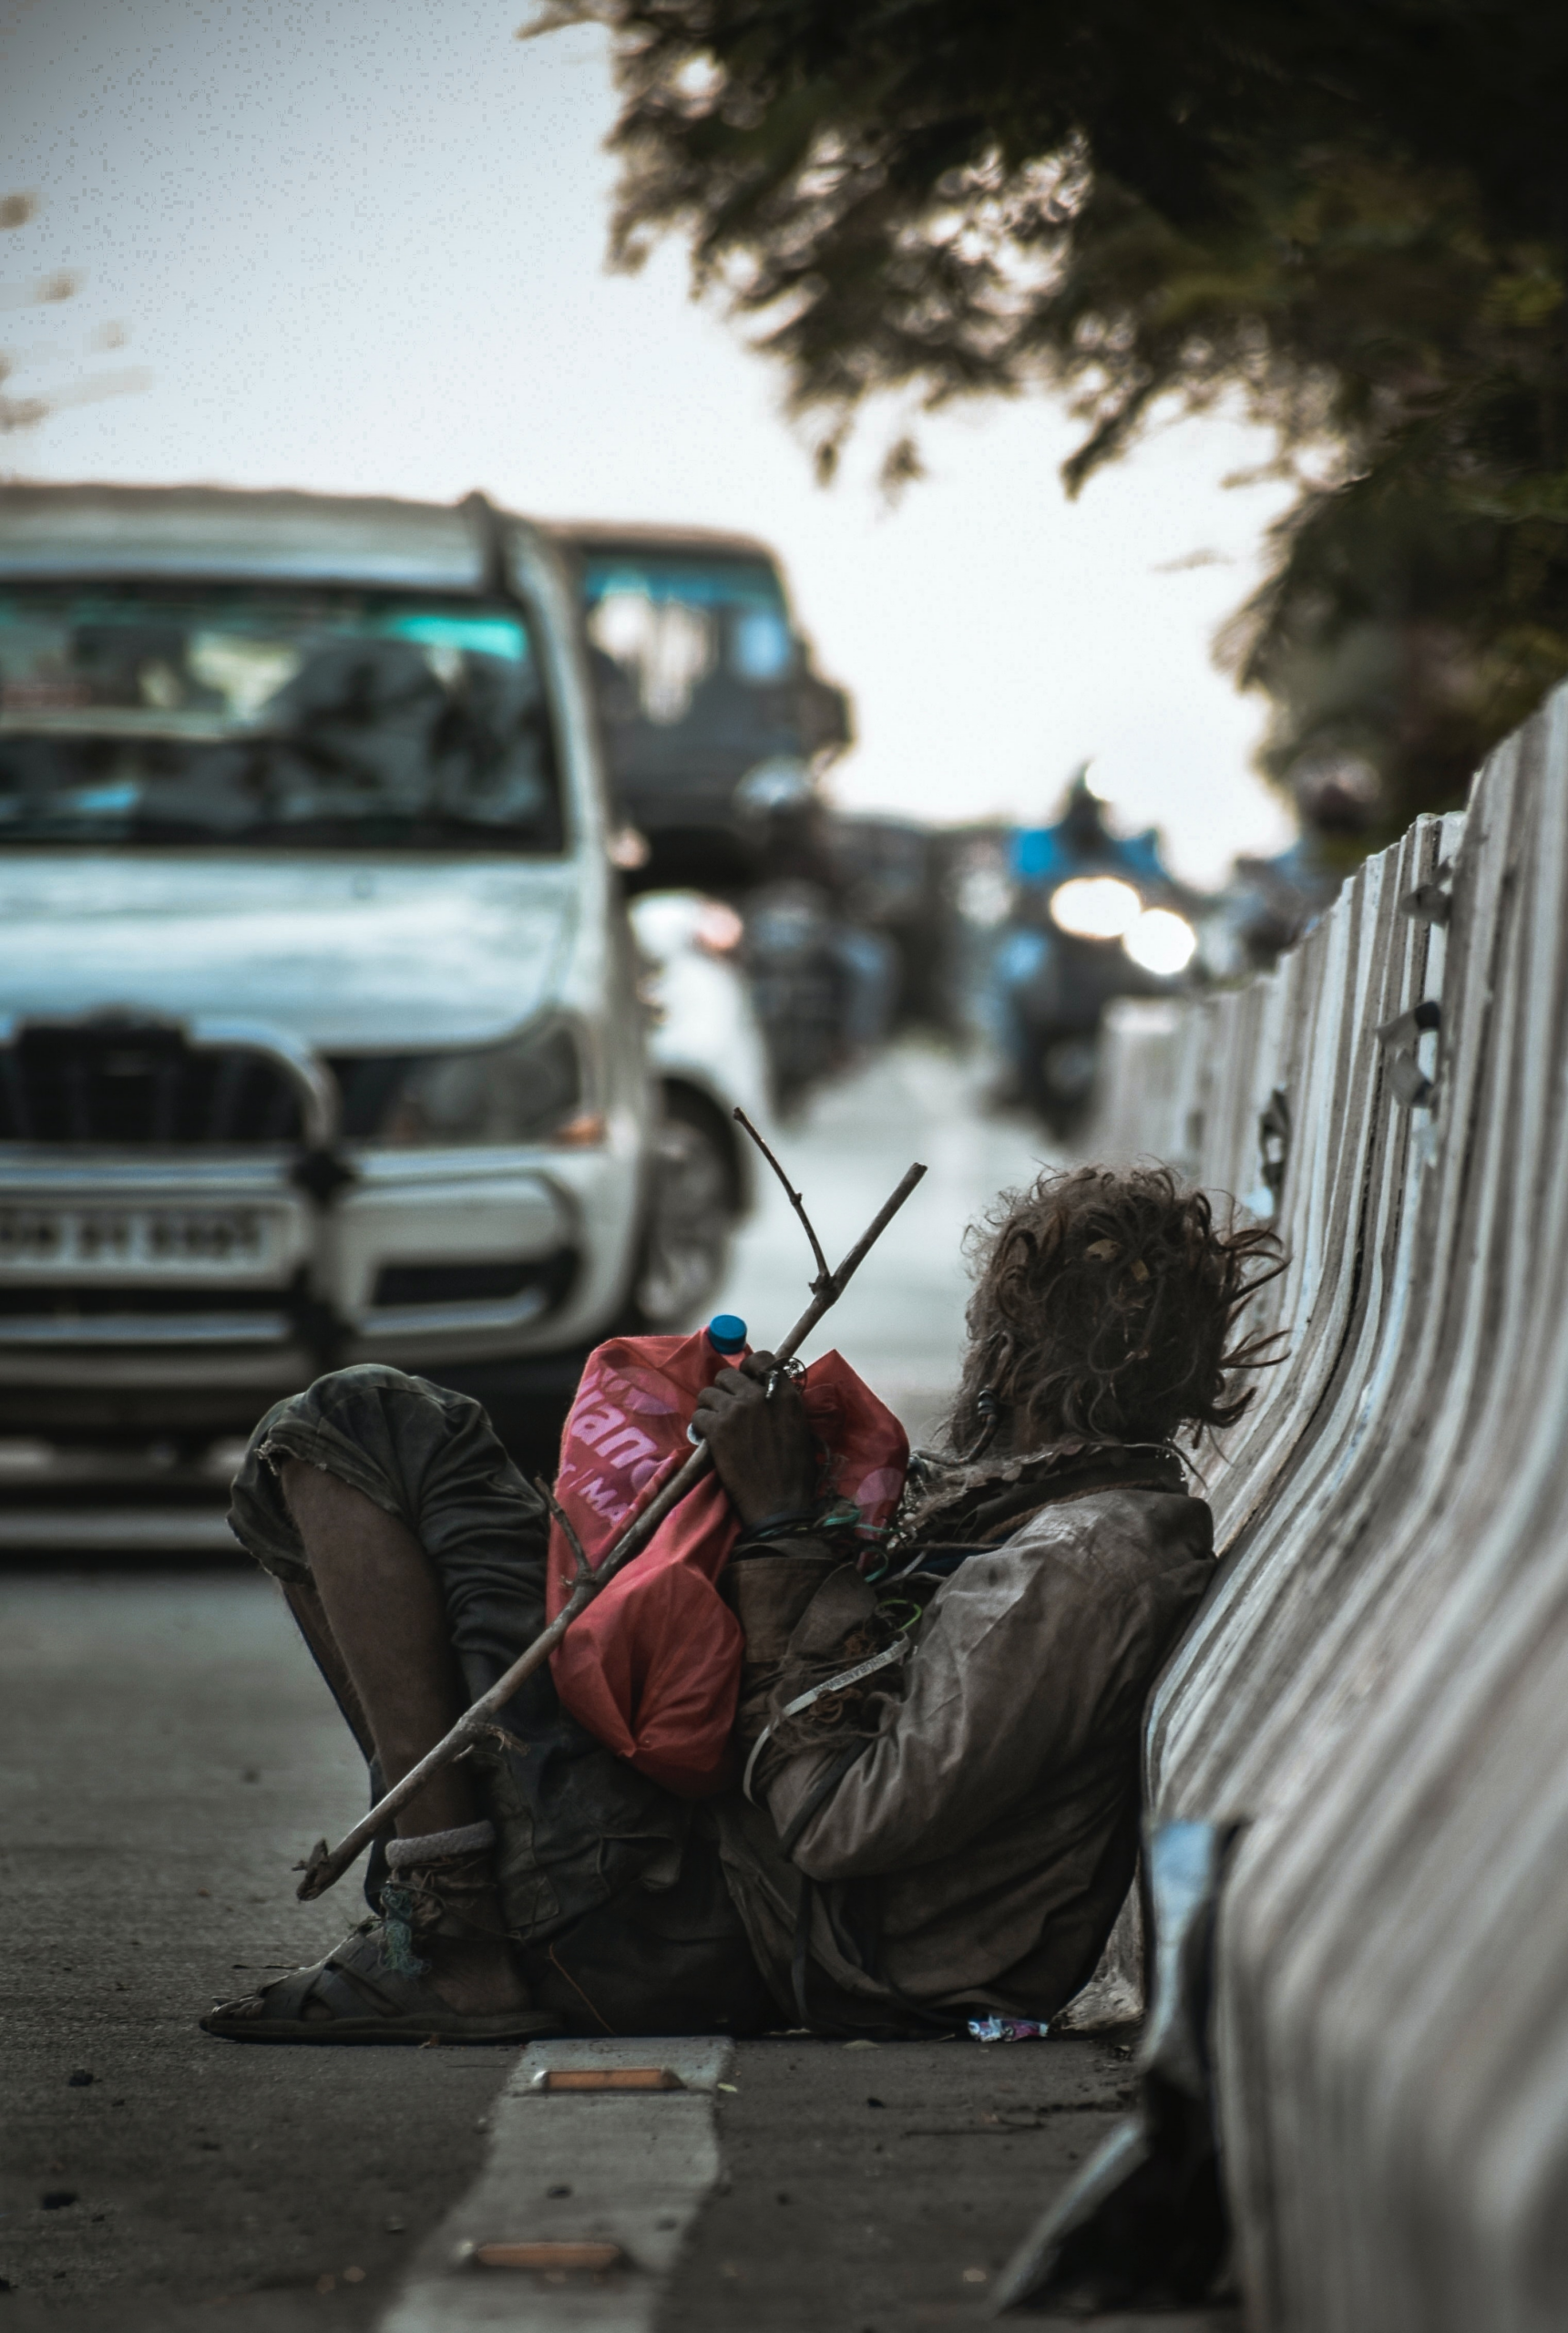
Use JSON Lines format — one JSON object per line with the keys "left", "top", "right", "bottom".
{"left": 1, "top": 193, "right": 144, "bottom": 441}
{"left": 535, "top": 0, "right": 1568, "bottom": 847}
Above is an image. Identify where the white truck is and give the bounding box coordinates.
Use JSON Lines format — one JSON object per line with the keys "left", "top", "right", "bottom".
{"left": 0, "top": 481, "right": 744, "bottom": 1547}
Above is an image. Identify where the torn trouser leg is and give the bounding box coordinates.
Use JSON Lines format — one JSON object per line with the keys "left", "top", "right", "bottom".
{"left": 227, "top": 1364, "right": 770, "bottom": 2034}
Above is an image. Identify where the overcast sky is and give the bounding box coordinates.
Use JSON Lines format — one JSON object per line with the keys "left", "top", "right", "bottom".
{"left": 0, "top": 0, "right": 1298, "bottom": 886}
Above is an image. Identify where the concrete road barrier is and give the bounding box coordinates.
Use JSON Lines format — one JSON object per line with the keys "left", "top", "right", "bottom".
{"left": 1089, "top": 686, "right": 1568, "bottom": 2331}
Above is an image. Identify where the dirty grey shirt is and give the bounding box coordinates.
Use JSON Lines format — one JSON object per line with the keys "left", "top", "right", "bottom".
{"left": 716, "top": 1485, "right": 1214, "bottom": 2024}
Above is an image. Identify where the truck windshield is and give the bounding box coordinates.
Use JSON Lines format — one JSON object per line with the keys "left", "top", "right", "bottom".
{"left": 580, "top": 553, "right": 801, "bottom": 791}
{"left": 0, "top": 585, "right": 563, "bottom": 848}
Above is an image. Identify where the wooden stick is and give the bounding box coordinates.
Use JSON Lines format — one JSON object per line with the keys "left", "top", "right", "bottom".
{"left": 294, "top": 1156, "right": 927, "bottom": 1899}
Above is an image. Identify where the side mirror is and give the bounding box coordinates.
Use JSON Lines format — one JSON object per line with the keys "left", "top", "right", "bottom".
{"left": 795, "top": 666, "right": 854, "bottom": 756}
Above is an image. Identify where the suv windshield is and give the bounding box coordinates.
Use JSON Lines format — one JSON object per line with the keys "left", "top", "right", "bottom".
{"left": 0, "top": 585, "right": 563, "bottom": 848}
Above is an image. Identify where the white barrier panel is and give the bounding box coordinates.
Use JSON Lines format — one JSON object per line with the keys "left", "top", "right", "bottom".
{"left": 1090, "top": 687, "right": 1568, "bottom": 2331}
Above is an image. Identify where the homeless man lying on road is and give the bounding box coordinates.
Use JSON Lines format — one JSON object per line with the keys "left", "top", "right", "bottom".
{"left": 204, "top": 1164, "right": 1281, "bottom": 2044}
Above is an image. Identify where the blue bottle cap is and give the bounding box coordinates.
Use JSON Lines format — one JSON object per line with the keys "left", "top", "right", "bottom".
{"left": 707, "top": 1314, "right": 747, "bottom": 1354}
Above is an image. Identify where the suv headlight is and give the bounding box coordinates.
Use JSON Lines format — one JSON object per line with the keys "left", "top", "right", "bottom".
{"left": 345, "top": 1022, "right": 598, "bottom": 1147}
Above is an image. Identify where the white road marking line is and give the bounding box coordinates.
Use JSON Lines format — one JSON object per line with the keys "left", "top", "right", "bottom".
{"left": 378, "top": 2037, "right": 733, "bottom": 2333}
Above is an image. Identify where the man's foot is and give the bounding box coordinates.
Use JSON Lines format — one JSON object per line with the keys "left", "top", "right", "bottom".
{"left": 415, "top": 1933, "right": 531, "bottom": 2019}
{"left": 200, "top": 1920, "right": 559, "bottom": 2045}
{"left": 375, "top": 1825, "right": 531, "bottom": 2018}
{"left": 201, "top": 1821, "right": 556, "bottom": 2043}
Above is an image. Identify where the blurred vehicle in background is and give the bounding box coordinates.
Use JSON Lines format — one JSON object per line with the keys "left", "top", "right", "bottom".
{"left": 626, "top": 889, "right": 766, "bottom": 1321}
{"left": 990, "top": 771, "right": 1203, "bottom": 1135}
{"left": 742, "top": 874, "right": 898, "bottom": 1112}
{"left": 1199, "top": 759, "right": 1358, "bottom": 974}
{"left": 549, "top": 519, "right": 899, "bottom": 1110}
{"left": 825, "top": 812, "right": 948, "bottom": 1031}
{"left": 730, "top": 762, "right": 899, "bottom": 1110}
{"left": 1207, "top": 839, "right": 1344, "bottom": 973}
{"left": 930, "top": 823, "right": 1017, "bottom": 1046}
{"left": 547, "top": 521, "right": 852, "bottom": 895}
{"left": 0, "top": 481, "right": 672, "bottom": 1545}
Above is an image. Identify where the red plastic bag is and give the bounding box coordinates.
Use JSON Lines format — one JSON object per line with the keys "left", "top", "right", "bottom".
{"left": 546, "top": 1329, "right": 908, "bottom": 1795}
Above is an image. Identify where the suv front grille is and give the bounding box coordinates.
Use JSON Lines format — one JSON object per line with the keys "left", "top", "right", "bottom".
{"left": 0, "top": 1280, "right": 294, "bottom": 1347}
{"left": 371, "top": 1250, "right": 578, "bottom": 1310}
{"left": 0, "top": 1023, "right": 303, "bottom": 1146}
{"left": 0, "top": 1285, "right": 291, "bottom": 1320}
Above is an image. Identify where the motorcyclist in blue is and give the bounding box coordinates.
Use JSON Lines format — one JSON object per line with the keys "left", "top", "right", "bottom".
{"left": 1009, "top": 767, "right": 1167, "bottom": 895}
{"left": 991, "top": 769, "right": 1182, "bottom": 1131}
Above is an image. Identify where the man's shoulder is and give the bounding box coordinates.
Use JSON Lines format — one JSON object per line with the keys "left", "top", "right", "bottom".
{"left": 999, "top": 1485, "right": 1214, "bottom": 1584}
{"left": 916, "top": 1485, "right": 1214, "bottom": 1675}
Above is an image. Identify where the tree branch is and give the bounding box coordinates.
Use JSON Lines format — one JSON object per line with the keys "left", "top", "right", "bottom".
{"left": 534, "top": 1474, "right": 595, "bottom": 1586}
{"left": 733, "top": 1106, "right": 832, "bottom": 1291}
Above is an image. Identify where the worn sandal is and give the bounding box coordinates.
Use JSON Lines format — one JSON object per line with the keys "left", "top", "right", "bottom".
{"left": 200, "top": 1919, "right": 561, "bottom": 2045}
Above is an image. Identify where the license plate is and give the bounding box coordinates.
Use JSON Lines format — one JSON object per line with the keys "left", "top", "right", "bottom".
{"left": 0, "top": 1205, "right": 279, "bottom": 1275}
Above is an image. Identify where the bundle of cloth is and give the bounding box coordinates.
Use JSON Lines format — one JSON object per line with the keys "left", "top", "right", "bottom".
{"left": 543, "top": 1321, "right": 909, "bottom": 1798}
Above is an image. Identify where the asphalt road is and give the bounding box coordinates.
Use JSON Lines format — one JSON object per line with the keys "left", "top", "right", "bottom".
{"left": 0, "top": 1045, "right": 1233, "bottom": 2330}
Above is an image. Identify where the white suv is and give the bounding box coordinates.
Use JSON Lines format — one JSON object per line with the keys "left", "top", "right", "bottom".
{"left": 0, "top": 482, "right": 657, "bottom": 1538}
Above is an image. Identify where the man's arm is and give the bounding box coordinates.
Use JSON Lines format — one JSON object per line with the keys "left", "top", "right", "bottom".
{"left": 762, "top": 1518, "right": 1144, "bottom": 1879}
{"left": 693, "top": 1362, "right": 1166, "bottom": 1882}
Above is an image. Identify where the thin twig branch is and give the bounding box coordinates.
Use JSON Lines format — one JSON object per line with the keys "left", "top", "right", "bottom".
{"left": 535, "top": 1474, "right": 595, "bottom": 1586}
{"left": 733, "top": 1106, "right": 832, "bottom": 1291}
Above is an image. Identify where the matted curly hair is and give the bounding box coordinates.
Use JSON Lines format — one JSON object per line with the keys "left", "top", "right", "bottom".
{"left": 945, "top": 1164, "right": 1286, "bottom": 1455}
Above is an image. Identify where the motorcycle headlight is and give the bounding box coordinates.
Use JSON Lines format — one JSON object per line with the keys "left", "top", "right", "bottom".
{"left": 1122, "top": 908, "right": 1197, "bottom": 976}
{"left": 366, "top": 1022, "right": 595, "bottom": 1147}
{"left": 1048, "top": 876, "right": 1143, "bottom": 940}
